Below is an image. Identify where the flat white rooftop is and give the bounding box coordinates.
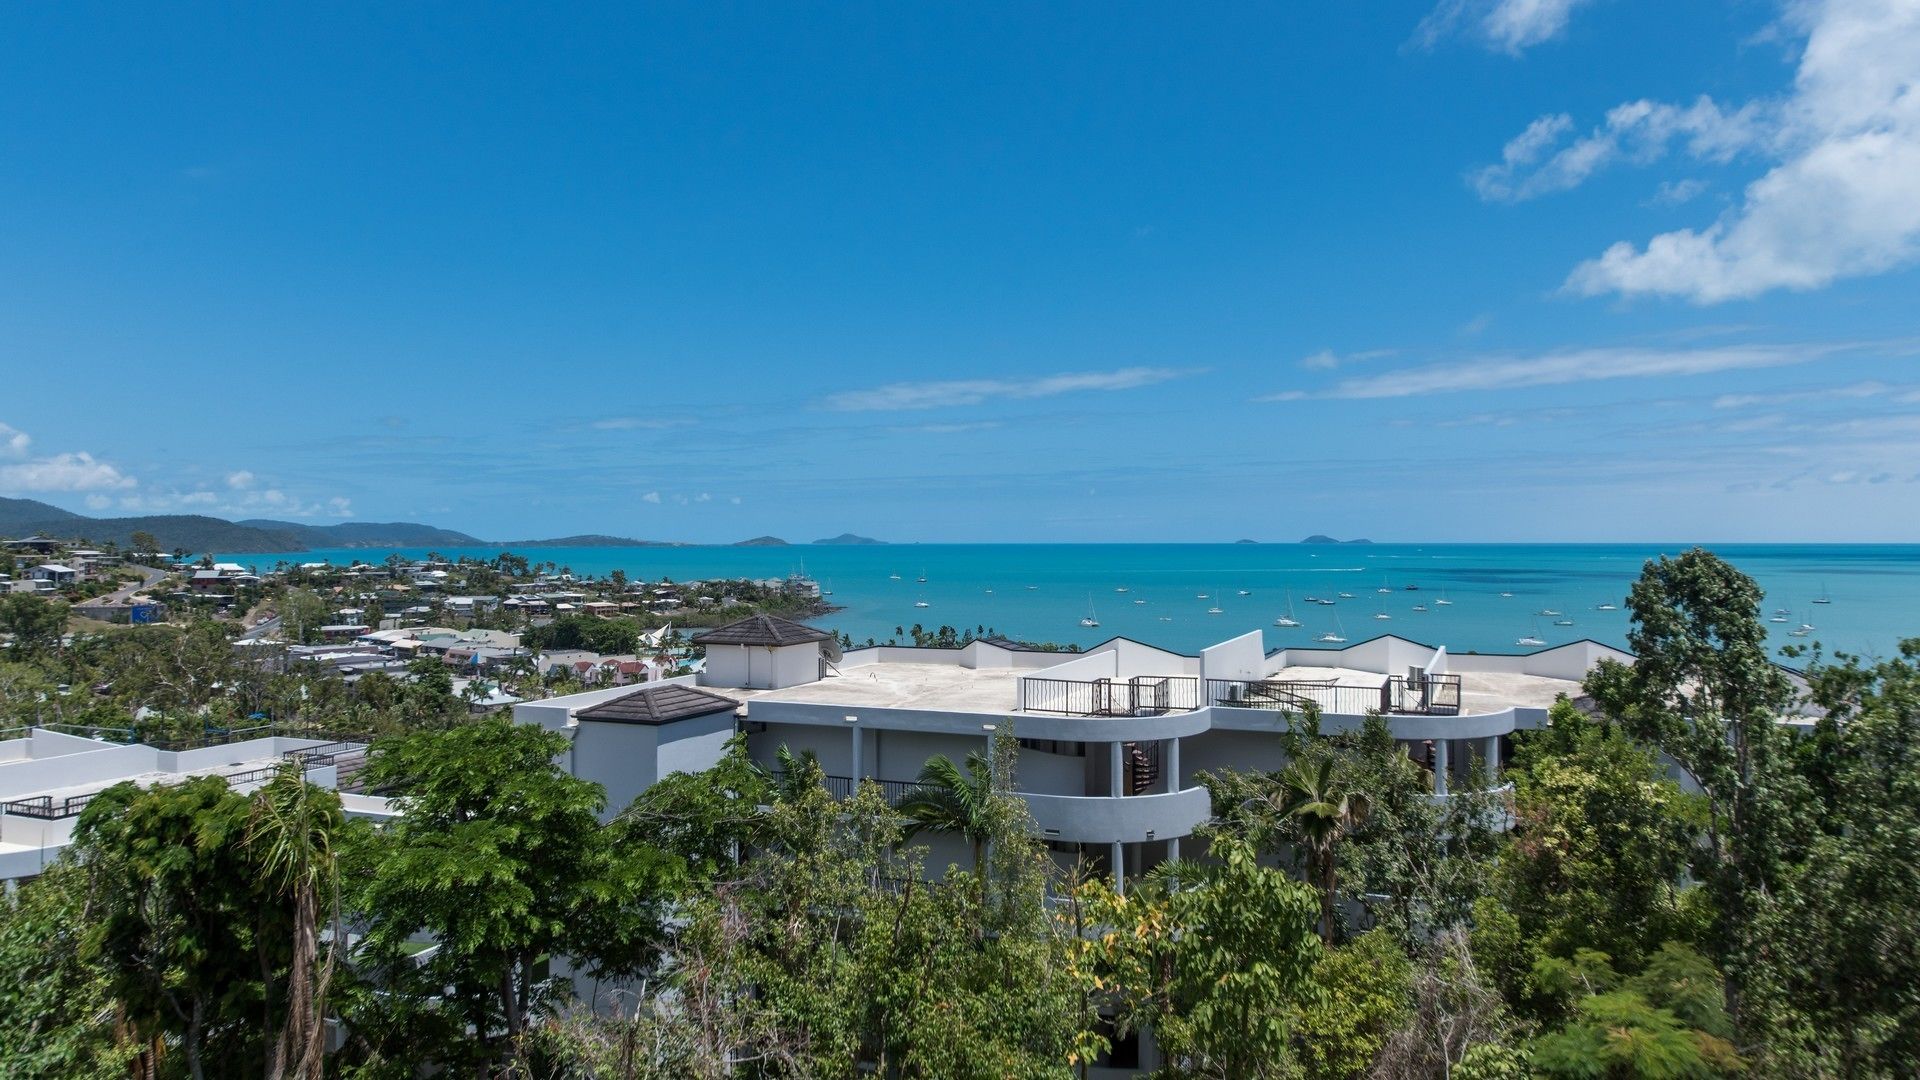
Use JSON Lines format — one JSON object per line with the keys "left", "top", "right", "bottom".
{"left": 9, "top": 753, "right": 289, "bottom": 805}
{"left": 737, "top": 662, "right": 1024, "bottom": 715}
{"left": 730, "top": 660, "right": 1581, "bottom": 718}
{"left": 1268, "top": 665, "right": 1582, "bottom": 714}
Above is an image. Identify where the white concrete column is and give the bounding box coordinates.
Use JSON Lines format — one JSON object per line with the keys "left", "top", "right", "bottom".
{"left": 849, "top": 722, "right": 864, "bottom": 781}
{"left": 1433, "top": 738, "right": 1450, "bottom": 796}
{"left": 1111, "top": 740, "right": 1125, "bottom": 797}
{"left": 1167, "top": 836, "right": 1181, "bottom": 862}
{"left": 1112, "top": 841, "right": 1126, "bottom": 893}
{"left": 1484, "top": 735, "right": 1500, "bottom": 781}
{"left": 1165, "top": 736, "right": 1181, "bottom": 794}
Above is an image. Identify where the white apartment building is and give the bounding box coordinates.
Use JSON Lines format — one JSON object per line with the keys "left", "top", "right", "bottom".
{"left": 519, "top": 614, "right": 1629, "bottom": 886}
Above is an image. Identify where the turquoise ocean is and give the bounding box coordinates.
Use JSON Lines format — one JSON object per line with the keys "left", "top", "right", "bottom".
{"left": 211, "top": 543, "right": 1920, "bottom": 663}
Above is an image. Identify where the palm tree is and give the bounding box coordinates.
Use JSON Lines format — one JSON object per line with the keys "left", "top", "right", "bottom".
{"left": 768, "top": 744, "right": 825, "bottom": 803}
{"left": 246, "top": 762, "right": 345, "bottom": 1080}
{"left": 895, "top": 750, "right": 996, "bottom": 877}
{"left": 1275, "top": 757, "right": 1369, "bottom": 945}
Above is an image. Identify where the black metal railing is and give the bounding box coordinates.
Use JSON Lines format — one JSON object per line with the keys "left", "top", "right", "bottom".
{"left": 774, "top": 771, "right": 942, "bottom": 807}
{"left": 1021, "top": 675, "right": 1202, "bottom": 716}
{"left": 1207, "top": 674, "right": 1463, "bottom": 716}
{"left": 0, "top": 792, "right": 99, "bottom": 820}
{"left": 40, "top": 723, "right": 138, "bottom": 743}
{"left": 0, "top": 760, "right": 311, "bottom": 820}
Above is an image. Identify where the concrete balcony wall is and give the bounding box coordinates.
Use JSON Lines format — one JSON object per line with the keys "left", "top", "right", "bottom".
{"left": 1014, "top": 745, "right": 1089, "bottom": 797}
{"left": 751, "top": 698, "right": 1213, "bottom": 745}
{"left": 0, "top": 743, "right": 157, "bottom": 799}
{"left": 1022, "top": 785, "right": 1213, "bottom": 845}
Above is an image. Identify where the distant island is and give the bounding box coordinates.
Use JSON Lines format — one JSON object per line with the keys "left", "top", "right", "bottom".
{"left": 1235, "top": 539, "right": 1259, "bottom": 544}
{"left": 0, "top": 497, "right": 481, "bottom": 554}
{"left": 1301, "top": 534, "right": 1374, "bottom": 545}
{"left": 733, "top": 535, "right": 790, "bottom": 547}
{"left": 813, "top": 533, "right": 886, "bottom": 545}
{"left": 505, "top": 534, "right": 685, "bottom": 548}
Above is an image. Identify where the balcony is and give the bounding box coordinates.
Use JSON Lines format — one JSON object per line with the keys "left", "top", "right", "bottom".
{"left": 1019, "top": 675, "right": 1202, "bottom": 717}
{"left": 1207, "top": 674, "right": 1462, "bottom": 716}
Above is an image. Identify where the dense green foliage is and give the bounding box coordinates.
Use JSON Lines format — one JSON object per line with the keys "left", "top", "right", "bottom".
{"left": 2, "top": 546, "right": 1918, "bottom": 1077}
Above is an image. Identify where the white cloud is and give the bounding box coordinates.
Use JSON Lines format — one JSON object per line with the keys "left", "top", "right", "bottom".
{"left": 1712, "top": 379, "right": 1891, "bottom": 408}
{"left": 0, "top": 422, "right": 29, "bottom": 457}
{"left": 641, "top": 491, "right": 662, "bottom": 504}
{"left": 822, "top": 366, "right": 1193, "bottom": 411}
{"left": 695, "top": 492, "right": 712, "bottom": 502}
{"left": 1299, "top": 349, "right": 1396, "bottom": 371}
{"left": 0, "top": 451, "right": 137, "bottom": 493}
{"left": 1650, "top": 178, "right": 1711, "bottom": 205}
{"left": 1415, "top": 0, "right": 1596, "bottom": 54}
{"left": 890, "top": 421, "right": 1005, "bottom": 435}
{"left": 1472, "top": 97, "right": 1764, "bottom": 202}
{"left": 1479, "top": 0, "right": 1920, "bottom": 302}
{"left": 1263, "top": 341, "right": 1855, "bottom": 400}
{"left": 590, "top": 416, "right": 694, "bottom": 431}
{"left": 226, "top": 470, "right": 255, "bottom": 489}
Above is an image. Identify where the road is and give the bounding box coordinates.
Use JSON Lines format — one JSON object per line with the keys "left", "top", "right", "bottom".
{"left": 99, "top": 563, "right": 170, "bottom": 605}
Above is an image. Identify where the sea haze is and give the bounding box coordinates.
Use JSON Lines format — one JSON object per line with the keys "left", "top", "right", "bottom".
{"left": 211, "top": 543, "right": 1920, "bottom": 662}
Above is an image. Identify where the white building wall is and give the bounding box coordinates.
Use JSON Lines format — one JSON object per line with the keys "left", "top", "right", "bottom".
{"left": 571, "top": 723, "right": 662, "bottom": 823}
{"left": 1199, "top": 630, "right": 1265, "bottom": 685}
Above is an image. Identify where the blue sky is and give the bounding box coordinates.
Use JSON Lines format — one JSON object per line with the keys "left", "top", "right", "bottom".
{"left": 2, "top": 1, "right": 1916, "bottom": 543}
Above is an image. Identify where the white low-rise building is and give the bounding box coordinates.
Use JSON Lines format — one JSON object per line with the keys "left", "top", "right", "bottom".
{"left": 0, "top": 730, "right": 381, "bottom": 881}
{"left": 517, "top": 614, "right": 1628, "bottom": 888}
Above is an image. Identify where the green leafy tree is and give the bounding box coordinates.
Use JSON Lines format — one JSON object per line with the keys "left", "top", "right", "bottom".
{"left": 1747, "top": 640, "right": 1920, "bottom": 1075}
{"left": 1291, "top": 929, "right": 1411, "bottom": 1080}
{"left": 1083, "top": 837, "right": 1324, "bottom": 1078}
{"left": 73, "top": 777, "right": 264, "bottom": 1080}
{"left": 896, "top": 749, "right": 998, "bottom": 879}
{"left": 0, "top": 594, "right": 69, "bottom": 659}
{"left": 1530, "top": 944, "right": 1743, "bottom": 1079}
{"left": 1495, "top": 700, "right": 1703, "bottom": 980}
{"left": 0, "top": 862, "right": 135, "bottom": 1078}
{"left": 341, "top": 720, "right": 678, "bottom": 1074}
{"left": 1585, "top": 548, "right": 1805, "bottom": 1028}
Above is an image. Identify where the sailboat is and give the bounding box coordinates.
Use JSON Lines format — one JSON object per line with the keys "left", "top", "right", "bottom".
{"left": 1207, "top": 589, "right": 1224, "bottom": 615}
{"left": 1769, "top": 611, "right": 1789, "bottom": 624}
{"left": 1237, "top": 589, "right": 1252, "bottom": 596}
{"left": 1133, "top": 598, "right": 1147, "bottom": 605}
{"left": 888, "top": 571, "right": 902, "bottom": 581}
{"left": 1275, "top": 591, "right": 1302, "bottom": 627}
{"left": 1434, "top": 589, "right": 1452, "bottom": 607}
{"left": 1813, "top": 583, "right": 1832, "bottom": 605}
{"left": 1595, "top": 600, "right": 1617, "bottom": 611}
{"left": 821, "top": 580, "right": 833, "bottom": 596}
{"left": 1554, "top": 617, "right": 1575, "bottom": 627}
{"left": 1377, "top": 577, "right": 1392, "bottom": 594}
{"left": 1080, "top": 596, "right": 1100, "bottom": 628}
{"left": 915, "top": 570, "right": 927, "bottom": 583}
{"left": 1116, "top": 586, "right": 1130, "bottom": 593}
{"left": 1411, "top": 603, "right": 1428, "bottom": 612}
{"left": 1374, "top": 594, "right": 1392, "bottom": 620}
{"left": 1516, "top": 618, "right": 1547, "bottom": 647}
{"left": 1317, "top": 615, "right": 1347, "bottom": 644}
{"left": 1338, "top": 591, "right": 1356, "bottom": 599}
{"left": 914, "top": 599, "right": 930, "bottom": 609}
